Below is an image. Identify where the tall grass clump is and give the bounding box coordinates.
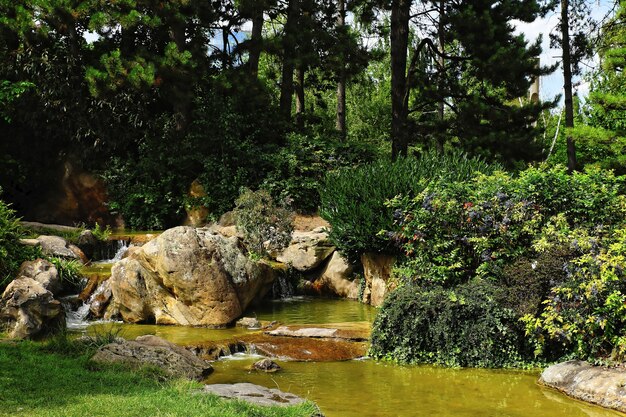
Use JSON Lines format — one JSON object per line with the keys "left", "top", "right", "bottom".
{"left": 319, "top": 150, "right": 499, "bottom": 263}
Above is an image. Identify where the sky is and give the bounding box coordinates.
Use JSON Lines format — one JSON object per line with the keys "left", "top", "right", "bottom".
{"left": 513, "top": 0, "right": 616, "bottom": 105}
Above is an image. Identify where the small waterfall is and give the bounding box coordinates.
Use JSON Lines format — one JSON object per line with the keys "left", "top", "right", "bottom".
{"left": 110, "top": 240, "right": 130, "bottom": 262}
{"left": 63, "top": 281, "right": 110, "bottom": 330}
{"left": 66, "top": 303, "right": 91, "bottom": 330}
{"left": 272, "top": 274, "right": 294, "bottom": 299}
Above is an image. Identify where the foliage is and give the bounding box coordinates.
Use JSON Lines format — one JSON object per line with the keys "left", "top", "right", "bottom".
{"left": 0, "top": 342, "right": 319, "bottom": 417}
{"left": 320, "top": 151, "right": 499, "bottom": 263}
{"left": 370, "top": 280, "right": 529, "bottom": 368}
{"left": 0, "top": 195, "right": 37, "bottom": 290}
{"left": 499, "top": 246, "right": 574, "bottom": 317}
{"left": 92, "top": 222, "right": 112, "bottom": 242}
{"left": 522, "top": 227, "right": 626, "bottom": 363}
{"left": 388, "top": 165, "right": 626, "bottom": 286}
{"left": 234, "top": 188, "right": 294, "bottom": 257}
{"left": 47, "top": 257, "right": 83, "bottom": 289}
{"left": 262, "top": 130, "right": 377, "bottom": 213}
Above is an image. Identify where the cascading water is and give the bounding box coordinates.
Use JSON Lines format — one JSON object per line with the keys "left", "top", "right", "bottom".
{"left": 272, "top": 274, "right": 294, "bottom": 299}
{"left": 110, "top": 239, "right": 131, "bottom": 262}
{"left": 64, "top": 280, "right": 111, "bottom": 330}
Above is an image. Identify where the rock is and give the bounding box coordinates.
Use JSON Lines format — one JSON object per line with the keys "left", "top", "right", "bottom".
{"left": 218, "top": 211, "right": 236, "bottom": 227}
{"left": 20, "top": 221, "right": 82, "bottom": 235}
{"left": 360, "top": 253, "right": 396, "bottom": 307}
{"left": 104, "top": 226, "right": 277, "bottom": 326}
{"left": 0, "top": 277, "right": 65, "bottom": 339}
{"left": 236, "top": 317, "right": 262, "bottom": 329}
{"left": 313, "top": 252, "right": 358, "bottom": 299}
{"left": 91, "top": 335, "right": 213, "bottom": 381}
{"left": 35, "top": 235, "right": 87, "bottom": 263}
{"left": 19, "top": 238, "right": 41, "bottom": 247}
{"left": 202, "top": 383, "right": 306, "bottom": 407}
{"left": 208, "top": 224, "right": 242, "bottom": 239}
{"left": 292, "top": 215, "right": 330, "bottom": 232}
{"left": 251, "top": 358, "right": 281, "bottom": 373}
{"left": 266, "top": 324, "right": 370, "bottom": 342}
{"left": 183, "top": 180, "right": 210, "bottom": 227}
{"left": 18, "top": 259, "right": 62, "bottom": 295}
{"left": 240, "top": 335, "right": 368, "bottom": 362}
{"left": 77, "top": 230, "right": 98, "bottom": 259}
{"left": 275, "top": 230, "right": 335, "bottom": 272}
{"left": 89, "top": 280, "right": 112, "bottom": 318}
{"left": 267, "top": 326, "right": 338, "bottom": 339}
{"left": 539, "top": 360, "right": 626, "bottom": 413}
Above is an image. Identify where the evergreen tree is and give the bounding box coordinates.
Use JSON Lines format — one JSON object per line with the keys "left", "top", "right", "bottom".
{"left": 354, "top": 0, "right": 554, "bottom": 163}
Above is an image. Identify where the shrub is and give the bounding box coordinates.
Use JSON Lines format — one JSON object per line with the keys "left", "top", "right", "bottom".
{"left": 388, "top": 165, "right": 626, "bottom": 286}
{"left": 498, "top": 246, "right": 574, "bottom": 317}
{"left": 0, "top": 194, "right": 38, "bottom": 290}
{"left": 522, "top": 228, "right": 626, "bottom": 363}
{"left": 262, "top": 131, "right": 376, "bottom": 213}
{"left": 320, "top": 150, "right": 498, "bottom": 263}
{"left": 370, "top": 280, "right": 529, "bottom": 367}
{"left": 234, "top": 188, "right": 294, "bottom": 257}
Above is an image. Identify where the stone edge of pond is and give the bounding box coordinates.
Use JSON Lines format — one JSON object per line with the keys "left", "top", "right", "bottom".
{"left": 201, "top": 382, "right": 324, "bottom": 415}
{"left": 539, "top": 360, "right": 626, "bottom": 413}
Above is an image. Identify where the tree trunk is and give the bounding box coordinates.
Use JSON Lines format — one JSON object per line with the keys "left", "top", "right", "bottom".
{"left": 390, "top": 0, "right": 411, "bottom": 160}
{"left": 295, "top": 64, "right": 305, "bottom": 130}
{"left": 335, "top": 0, "right": 347, "bottom": 140}
{"left": 561, "top": 0, "right": 577, "bottom": 172}
{"left": 248, "top": 6, "right": 264, "bottom": 78}
{"left": 436, "top": 0, "right": 445, "bottom": 153}
{"left": 280, "top": 0, "right": 300, "bottom": 121}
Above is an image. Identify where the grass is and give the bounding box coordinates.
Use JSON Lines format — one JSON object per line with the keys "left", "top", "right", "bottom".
{"left": 0, "top": 341, "right": 320, "bottom": 417}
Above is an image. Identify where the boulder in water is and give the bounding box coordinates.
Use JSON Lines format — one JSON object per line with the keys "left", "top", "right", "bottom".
{"left": 0, "top": 277, "right": 65, "bottom": 339}
{"left": 360, "top": 252, "right": 395, "bottom": 307}
{"left": 104, "top": 226, "right": 276, "bottom": 326}
{"left": 91, "top": 335, "right": 213, "bottom": 380}
{"left": 311, "top": 252, "right": 358, "bottom": 299}
{"left": 274, "top": 228, "right": 335, "bottom": 272}
{"left": 539, "top": 360, "right": 626, "bottom": 413}
{"left": 236, "top": 317, "right": 262, "bottom": 329}
{"left": 202, "top": 383, "right": 306, "bottom": 407}
{"left": 251, "top": 358, "right": 281, "bottom": 373}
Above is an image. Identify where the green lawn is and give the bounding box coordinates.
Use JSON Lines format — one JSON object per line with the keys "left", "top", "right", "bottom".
{"left": 0, "top": 341, "right": 319, "bottom": 417}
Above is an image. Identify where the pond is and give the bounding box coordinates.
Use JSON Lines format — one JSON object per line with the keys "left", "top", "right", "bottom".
{"left": 83, "top": 298, "right": 623, "bottom": 417}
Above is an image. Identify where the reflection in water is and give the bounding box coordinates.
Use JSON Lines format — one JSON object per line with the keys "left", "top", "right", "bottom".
{"left": 82, "top": 298, "right": 623, "bottom": 417}
{"left": 209, "top": 359, "right": 621, "bottom": 417}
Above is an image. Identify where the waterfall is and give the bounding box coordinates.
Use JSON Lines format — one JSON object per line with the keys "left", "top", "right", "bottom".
{"left": 272, "top": 274, "right": 294, "bottom": 299}
{"left": 66, "top": 303, "right": 91, "bottom": 330}
{"left": 110, "top": 240, "right": 130, "bottom": 262}
{"left": 63, "top": 280, "right": 110, "bottom": 330}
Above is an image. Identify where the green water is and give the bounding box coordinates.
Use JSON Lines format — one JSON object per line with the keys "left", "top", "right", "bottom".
{"left": 84, "top": 298, "right": 624, "bottom": 417}
{"left": 81, "top": 262, "right": 113, "bottom": 278}
{"left": 209, "top": 359, "right": 620, "bottom": 417}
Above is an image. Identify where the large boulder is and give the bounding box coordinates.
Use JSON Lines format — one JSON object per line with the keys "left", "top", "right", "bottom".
{"left": 313, "top": 252, "right": 358, "bottom": 299}
{"left": 18, "top": 259, "right": 62, "bottom": 295}
{"left": 539, "top": 360, "right": 626, "bottom": 413}
{"left": 91, "top": 335, "right": 213, "bottom": 380}
{"left": 104, "top": 226, "right": 277, "bottom": 326}
{"left": 36, "top": 235, "right": 87, "bottom": 263}
{"left": 275, "top": 228, "right": 335, "bottom": 272}
{"left": 0, "top": 277, "right": 65, "bottom": 339}
{"left": 360, "top": 253, "right": 395, "bottom": 307}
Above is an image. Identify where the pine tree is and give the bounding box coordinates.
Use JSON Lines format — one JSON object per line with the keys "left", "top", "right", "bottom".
{"left": 354, "top": 0, "right": 554, "bottom": 163}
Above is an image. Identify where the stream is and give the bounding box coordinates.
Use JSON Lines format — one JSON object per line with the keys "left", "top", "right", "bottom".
{"left": 76, "top": 296, "right": 623, "bottom": 417}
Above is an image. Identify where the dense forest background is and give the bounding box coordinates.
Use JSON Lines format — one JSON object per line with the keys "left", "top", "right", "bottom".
{"left": 0, "top": 0, "right": 624, "bottom": 230}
